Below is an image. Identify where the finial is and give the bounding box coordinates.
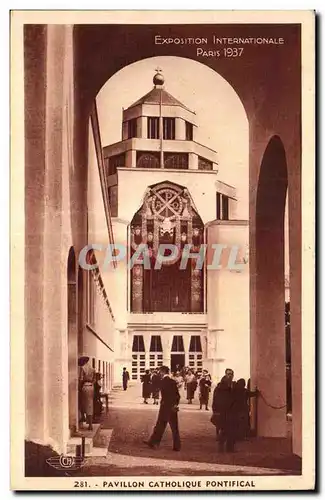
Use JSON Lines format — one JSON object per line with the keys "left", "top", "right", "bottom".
{"left": 153, "top": 67, "right": 164, "bottom": 87}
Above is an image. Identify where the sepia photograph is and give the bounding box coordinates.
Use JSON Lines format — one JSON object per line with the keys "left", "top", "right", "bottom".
{"left": 10, "top": 10, "right": 315, "bottom": 491}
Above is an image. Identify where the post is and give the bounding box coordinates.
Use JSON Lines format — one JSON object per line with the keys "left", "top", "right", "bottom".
{"left": 159, "top": 87, "right": 164, "bottom": 168}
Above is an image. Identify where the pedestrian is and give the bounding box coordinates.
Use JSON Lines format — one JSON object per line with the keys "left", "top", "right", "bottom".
{"left": 212, "top": 375, "right": 236, "bottom": 452}
{"left": 185, "top": 370, "right": 197, "bottom": 404}
{"left": 141, "top": 369, "right": 152, "bottom": 404}
{"left": 79, "top": 356, "right": 95, "bottom": 431}
{"left": 93, "top": 372, "right": 103, "bottom": 421}
{"left": 224, "top": 367, "right": 235, "bottom": 387}
{"left": 199, "top": 373, "right": 212, "bottom": 410}
{"left": 233, "top": 378, "right": 258, "bottom": 439}
{"left": 144, "top": 365, "right": 181, "bottom": 451}
{"left": 151, "top": 368, "right": 160, "bottom": 405}
{"left": 122, "top": 367, "right": 130, "bottom": 391}
{"left": 173, "top": 370, "right": 184, "bottom": 390}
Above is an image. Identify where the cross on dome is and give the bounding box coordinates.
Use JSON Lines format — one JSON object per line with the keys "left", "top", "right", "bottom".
{"left": 153, "top": 68, "right": 165, "bottom": 87}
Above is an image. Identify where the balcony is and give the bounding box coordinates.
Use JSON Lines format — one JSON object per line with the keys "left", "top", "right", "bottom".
{"left": 128, "top": 311, "right": 208, "bottom": 328}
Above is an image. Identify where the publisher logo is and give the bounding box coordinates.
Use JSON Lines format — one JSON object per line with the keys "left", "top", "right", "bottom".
{"left": 46, "top": 455, "right": 86, "bottom": 471}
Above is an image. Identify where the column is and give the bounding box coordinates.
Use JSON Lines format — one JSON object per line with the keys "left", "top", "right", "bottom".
{"left": 143, "top": 333, "right": 150, "bottom": 371}
{"left": 191, "top": 268, "right": 203, "bottom": 312}
{"left": 126, "top": 149, "right": 137, "bottom": 168}
{"left": 206, "top": 329, "right": 219, "bottom": 380}
{"left": 161, "top": 334, "right": 171, "bottom": 369}
{"left": 175, "top": 118, "right": 186, "bottom": 140}
{"left": 183, "top": 333, "right": 191, "bottom": 367}
{"left": 122, "top": 121, "right": 128, "bottom": 140}
{"left": 255, "top": 226, "right": 286, "bottom": 437}
{"left": 43, "top": 24, "right": 73, "bottom": 453}
{"left": 131, "top": 264, "right": 143, "bottom": 312}
{"left": 24, "top": 24, "right": 47, "bottom": 445}
{"left": 138, "top": 116, "right": 147, "bottom": 139}
{"left": 189, "top": 153, "right": 198, "bottom": 170}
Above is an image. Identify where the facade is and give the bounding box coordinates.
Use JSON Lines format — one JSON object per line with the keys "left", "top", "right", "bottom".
{"left": 102, "top": 71, "right": 250, "bottom": 384}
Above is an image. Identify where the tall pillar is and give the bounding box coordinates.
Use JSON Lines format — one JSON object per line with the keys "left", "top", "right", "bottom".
{"left": 24, "top": 24, "right": 47, "bottom": 445}
{"left": 42, "top": 25, "right": 73, "bottom": 452}
{"left": 255, "top": 226, "right": 287, "bottom": 436}
{"left": 254, "top": 137, "right": 288, "bottom": 438}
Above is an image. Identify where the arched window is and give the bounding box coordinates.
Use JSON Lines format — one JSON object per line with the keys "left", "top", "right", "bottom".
{"left": 130, "top": 181, "right": 204, "bottom": 314}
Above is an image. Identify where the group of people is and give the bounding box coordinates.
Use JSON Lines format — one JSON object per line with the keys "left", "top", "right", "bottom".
{"left": 138, "top": 366, "right": 214, "bottom": 411}
{"left": 78, "top": 356, "right": 105, "bottom": 430}
{"left": 139, "top": 365, "right": 257, "bottom": 453}
{"left": 212, "top": 368, "right": 257, "bottom": 452}
{"left": 141, "top": 368, "right": 161, "bottom": 404}
{"left": 178, "top": 367, "right": 212, "bottom": 410}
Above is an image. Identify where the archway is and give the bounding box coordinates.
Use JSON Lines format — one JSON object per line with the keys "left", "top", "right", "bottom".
{"left": 67, "top": 247, "right": 78, "bottom": 432}
{"left": 255, "top": 136, "right": 288, "bottom": 437}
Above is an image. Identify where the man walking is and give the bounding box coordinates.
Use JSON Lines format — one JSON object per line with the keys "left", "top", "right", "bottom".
{"left": 122, "top": 367, "right": 130, "bottom": 391}
{"left": 144, "top": 366, "right": 181, "bottom": 451}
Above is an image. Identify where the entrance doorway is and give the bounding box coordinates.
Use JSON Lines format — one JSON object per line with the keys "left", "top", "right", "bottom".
{"left": 171, "top": 354, "right": 185, "bottom": 373}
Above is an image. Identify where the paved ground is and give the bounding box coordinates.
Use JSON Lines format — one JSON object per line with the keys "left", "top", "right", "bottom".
{"left": 79, "top": 383, "right": 301, "bottom": 477}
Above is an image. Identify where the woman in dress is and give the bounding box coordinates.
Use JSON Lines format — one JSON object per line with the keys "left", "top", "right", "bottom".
{"left": 93, "top": 372, "right": 103, "bottom": 421}
{"left": 79, "top": 356, "right": 96, "bottom": 430}
{"left": 141, "top": 369, "right": 152, "bottom": 404}
{"left": 173, "top": 371, "right": 184, "bottom": 390}
{"left": 151, "top": 368, "right": 160, "bottom": 405}
{"left": 185, "top": 370, "right": 197, "bottom": 404}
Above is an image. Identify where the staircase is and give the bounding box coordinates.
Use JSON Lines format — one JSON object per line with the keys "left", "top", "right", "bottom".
{"left": 67, "top": 424, "right": 112, "bottom": 458}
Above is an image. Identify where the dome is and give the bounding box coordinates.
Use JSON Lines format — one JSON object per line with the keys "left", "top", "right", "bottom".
{"left": 153, "top": 71, "right": 165, "bottom": 86}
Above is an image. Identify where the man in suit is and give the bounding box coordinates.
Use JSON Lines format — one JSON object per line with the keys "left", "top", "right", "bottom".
{"left": 144, "top": 365, "right": 181, "bottom": 451}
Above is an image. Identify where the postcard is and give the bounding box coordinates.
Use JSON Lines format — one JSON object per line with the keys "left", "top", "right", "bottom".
{"left": 11, "top": 10, "right": 315, "bottom": 491}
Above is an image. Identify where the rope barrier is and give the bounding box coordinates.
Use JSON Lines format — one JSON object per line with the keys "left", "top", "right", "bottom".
{"left": 258, "top": 391, "right": 287, "bottom": 410}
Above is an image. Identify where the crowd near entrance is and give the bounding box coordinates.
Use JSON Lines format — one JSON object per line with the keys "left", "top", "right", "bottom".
{"left": 134, "top": 364, "right": 258, "bottom": 454}
{"left": 131, "top": 334, "right": 204, "bottom": 380}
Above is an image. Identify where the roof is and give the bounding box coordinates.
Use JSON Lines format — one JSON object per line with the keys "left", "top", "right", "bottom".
{"left": 127, "top": 87, "right": 194, "bottom": 113}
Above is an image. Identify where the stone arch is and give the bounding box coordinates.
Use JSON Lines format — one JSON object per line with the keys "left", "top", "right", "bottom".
{"left": 255, "top": 135, "right": 288, "bottom": 437}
